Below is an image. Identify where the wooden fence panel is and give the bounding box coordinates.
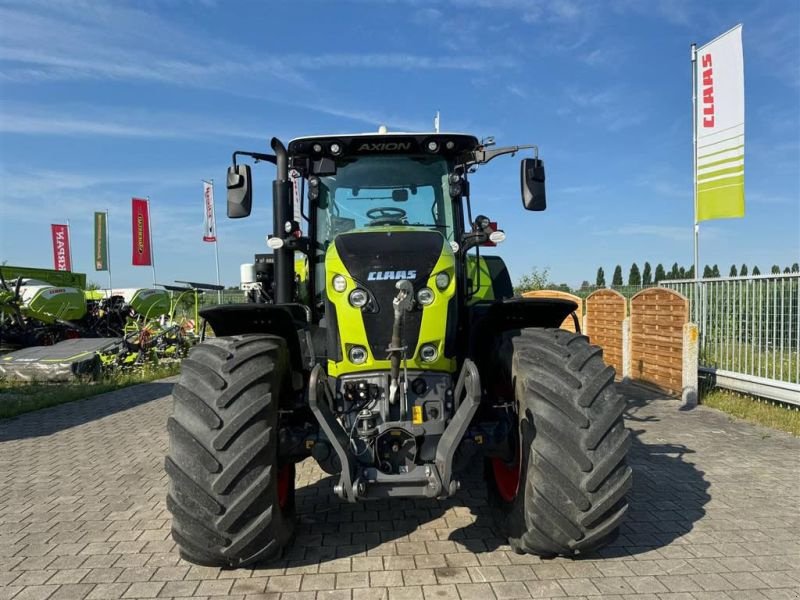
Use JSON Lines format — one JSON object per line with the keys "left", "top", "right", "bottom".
{"left": 522, "top": 290, "right": 583, "bottom": 332}
{"left": 585, "top": 289, "right": 626, "bottom": 375}
{"left": 630, "top": 287, "right": 689, "bottom": 396}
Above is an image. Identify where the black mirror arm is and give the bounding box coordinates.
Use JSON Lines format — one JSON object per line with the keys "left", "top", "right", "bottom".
{"left": 468, "top": 144, "right": 538, "bottom": 168}
{"left": 459, "top": 231, "right": 489, "bottom": 256}
{"left": 231, "top": 150, "right": 277, "bottom": 168}
{"left": 284, "top": 236, "right": 312, "bottom": 257}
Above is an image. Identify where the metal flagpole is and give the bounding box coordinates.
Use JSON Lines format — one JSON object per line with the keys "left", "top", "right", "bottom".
{"left": 106, "top": 210, "right": 113, "bottom": 294}
{"left": 66, "top": 218, "right": 72, "bottom": 272}
{"left": 147, "top": 197, "right": 157, "bottom": 287}
{"left": 211, "top": 180, "right": 222, "bottom": 303}
{"left": 691, "top": 42, "right": 699, "bottom": 322}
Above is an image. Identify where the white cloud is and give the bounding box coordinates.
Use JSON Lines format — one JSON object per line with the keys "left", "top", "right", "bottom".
{"left": 0, "top": 3, "right": 516, "bottom": 90}
{"left": 0, "top": 104, "right": 268, "bottom": 141}
{"left": 562, "top": 86, "right": 648, "bottom": 131}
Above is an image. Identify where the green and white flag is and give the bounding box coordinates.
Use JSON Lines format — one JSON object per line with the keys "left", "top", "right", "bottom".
{"left": 695, "top": 24, "right": 745, "bottom": 221}
{"left": 94, "top": 211, "right": 109, "bottom": 271}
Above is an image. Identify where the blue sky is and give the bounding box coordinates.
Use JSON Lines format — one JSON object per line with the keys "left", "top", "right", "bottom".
{"left": 1, "top": 0, "right": 798, "bottom": 289}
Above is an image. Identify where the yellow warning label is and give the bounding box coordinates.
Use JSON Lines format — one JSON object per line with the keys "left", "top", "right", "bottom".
{"left": 412, "top": 405, "right": 423, "bottom": 424}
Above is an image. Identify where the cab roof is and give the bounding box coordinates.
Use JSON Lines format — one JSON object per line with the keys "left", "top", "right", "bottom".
{"left": 287, "top": 132, "right": 481, "bottom": 159}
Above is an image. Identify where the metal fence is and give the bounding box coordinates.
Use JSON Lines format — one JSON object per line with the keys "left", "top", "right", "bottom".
{"left": 661, "top": 274, "right": 800, "bottom": 404}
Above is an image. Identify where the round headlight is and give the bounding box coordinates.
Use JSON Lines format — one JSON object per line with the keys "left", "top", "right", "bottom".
{"left": 330, "top": 142, "right": 342, "bottom": 155}
{"left": 349, "top": 345, "right": 367, "bottom": 364}
{"left": 445, "top": 140, "right": 455, "bottom": 150}
{"left": 420, "top": 344, "right": 438, "bottom": 362}
{"left": 312, "top": 143, "right": 323, "bottom": 153}
{"left": 435, "top": 272, "right": 450, "bottom": 290}
{"left": 427, "top": 140, "right": 439, "bottom": 152}
{"left": 349, "top": 288, "right": 368, "bottom": 308}
{"left": 417, "top": 287, "right": 434, "bottom": 306}
{"left": 332, "top": 275, "right": 347, "bottom": 292}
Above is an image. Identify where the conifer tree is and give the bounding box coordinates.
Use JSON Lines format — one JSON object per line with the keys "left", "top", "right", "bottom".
{"left": 655, "top": 264, "right": 666, "bottom": 282}
{"left": 628, "top": 263, "right": 641, "bottom": 286}
{"left": 642, "top": 262, "right": 652, "bottom": 285}
{"left": 612, "top": 265, "right": 623, "bottom": 286}
{"left": 596, "top": 267, "right": 605, "bottom": 287}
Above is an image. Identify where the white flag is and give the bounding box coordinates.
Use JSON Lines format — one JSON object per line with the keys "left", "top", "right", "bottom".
{"left": 203, "top": 180, "right": 217, "bottom": 242}
{"left": 695, "top": 24, "right": 745, "bottom": 221}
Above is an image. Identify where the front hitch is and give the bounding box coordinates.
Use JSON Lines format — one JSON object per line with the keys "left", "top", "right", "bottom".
{"left": 308, "top": 359, "right": 482, "bottom": 502}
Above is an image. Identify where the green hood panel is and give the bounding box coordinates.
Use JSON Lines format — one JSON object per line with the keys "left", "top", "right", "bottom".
{"left": 325, "top": 229, "right": 456, "bottom": 376}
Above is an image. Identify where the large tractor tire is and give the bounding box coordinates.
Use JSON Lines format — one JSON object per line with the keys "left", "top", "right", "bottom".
{"left": 487, "top": 328, "right": 632, "bottom": 557}
{"left": 165, "top": 334, "right": 295, "bottom": 567}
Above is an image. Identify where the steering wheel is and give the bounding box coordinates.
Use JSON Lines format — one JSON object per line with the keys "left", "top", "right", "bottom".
{"left": 366, "top": 207, "right": 407, "bottom": 226}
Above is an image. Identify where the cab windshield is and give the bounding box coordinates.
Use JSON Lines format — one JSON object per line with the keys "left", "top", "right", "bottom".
{"left": 315, "top": 155, "right": 454, "bottom": 246}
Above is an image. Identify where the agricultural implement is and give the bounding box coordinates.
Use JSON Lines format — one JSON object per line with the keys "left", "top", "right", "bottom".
{"left": 166, "top": 128, "right": 631, "bottom": 566}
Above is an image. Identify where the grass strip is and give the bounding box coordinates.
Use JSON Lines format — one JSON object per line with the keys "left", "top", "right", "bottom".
{"left": 701, "top": 388, "right": 800, "bottom": 437}
{"left": 0, "top": 362, "right": 180, "bottom": 419}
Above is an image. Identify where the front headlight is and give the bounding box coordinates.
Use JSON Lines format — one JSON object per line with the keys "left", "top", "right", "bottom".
{"left": 332, "top": 274, "right": 347, "bottom": 292}
{"left": 420, "top": 344, "right": 439, "bottom": 362}
{"left": 349, "top": 288, "right": 368, "bottom": 308}
{"left": 417, "top": 287, "right": 435, "bottom": 306}
{"left": 435, "top": 272, "right": 450, "bottom": 290}
{"left": 348, "top": 345, "right": 367, "bottom": 364}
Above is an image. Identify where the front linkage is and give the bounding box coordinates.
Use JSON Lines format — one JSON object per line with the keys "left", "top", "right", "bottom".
{"left": 309, "top": 358, "right": 480, "bottom": 501}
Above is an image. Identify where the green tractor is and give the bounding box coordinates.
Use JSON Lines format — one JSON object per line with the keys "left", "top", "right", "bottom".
{"left": 166, "top": 130, "right": 631, "bottom": 566}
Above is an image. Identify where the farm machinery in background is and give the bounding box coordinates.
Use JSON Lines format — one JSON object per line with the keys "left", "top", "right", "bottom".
{"left": 0, "top": 271, "right": 212, "bottom": 380}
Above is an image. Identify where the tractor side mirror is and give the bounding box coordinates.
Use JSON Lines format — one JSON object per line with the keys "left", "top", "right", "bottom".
{"left": 227, "top": 164, "right": 252, "bottom": 218}
{"left": 520, "top": 158, "right": 546, "bottom": 211}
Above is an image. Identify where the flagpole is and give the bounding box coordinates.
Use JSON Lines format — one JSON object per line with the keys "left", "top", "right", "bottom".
{"left": 106, "top": 210, "right": 113, "bottom": 294}
{"left": 691, "top": 42, "right": 699, "bottom": 322}
{"left": 65, "top": 218, "right": 72, "bottom": 273}
{"left": 212, "top": 180, "right": 221, "bottom": 303}
{"left": 147, "top": 197, "right": 157, "bottom": 287}
{"left": 203, "top": 179, "right": 222, "bottom": 303}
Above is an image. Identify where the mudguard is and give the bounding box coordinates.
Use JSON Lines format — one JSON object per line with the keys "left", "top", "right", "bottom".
{"left": 200, "top": 304, "right": 309, "bottom": 372}
{"left": 468, "top": 297, "right": 580, "bottom": 362}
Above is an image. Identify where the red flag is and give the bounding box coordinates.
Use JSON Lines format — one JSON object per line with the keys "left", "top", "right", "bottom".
{"left": 131, "top": 198, "right": 152, "bottom": 266}
{"left": 50, "top": 224, "right": 72, "bottom": 271}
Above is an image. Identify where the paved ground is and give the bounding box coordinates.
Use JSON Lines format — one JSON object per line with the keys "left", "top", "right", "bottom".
{"left": 1, "top": 381, "right": 798, "bottom": 600}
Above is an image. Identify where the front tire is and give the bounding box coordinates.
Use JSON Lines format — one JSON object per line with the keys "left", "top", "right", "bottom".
{"left": 487, "top": 328, "right": 632, "bottom": 557}
{"left": 166, "top": 334, "right": 295, "bottom": 567}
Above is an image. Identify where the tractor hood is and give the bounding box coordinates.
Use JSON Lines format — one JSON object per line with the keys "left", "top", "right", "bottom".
{"left": 324, "top": 228, "right": 457, "bottom": 376}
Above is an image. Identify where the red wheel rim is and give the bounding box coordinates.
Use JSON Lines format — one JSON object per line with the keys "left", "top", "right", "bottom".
{"left": 277, "top": 464, "right": 292, "bottom": 509}
{"left": 491, "top": 454, "right": 521, "bottom": 502}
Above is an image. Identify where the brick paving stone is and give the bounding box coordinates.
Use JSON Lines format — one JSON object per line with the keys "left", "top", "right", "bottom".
{"left": 4, "top": 380, "right": 800, "bottom": 600}
{"left": 557, "top": 578, "right": 601, "bottom": 596}
{"left": 491, "top": 581, "right": 532, "bottom": 600}
{"left": 48, "top": 583, "right": 96, "bottom": 600}
{"left": 157, "top": 580, "right": 198, "bottom": 597}
{"left": 370, "top": 571, "right": 405, "bottom": 588}
{"left": 523, "top": 580, "right": 566, "bottom": 598}
{"left": 456, "top": 582, "right": 497, "bottom": 600}
{"left": 122, "top": 581, "right": 165, "bottom": 598}
{"left": 194, "top": 579, "right": 234, "bottom": 596}
{"left": 301, "top": 574, "right": 337, "bottom": 591}
{"left": 316, "top": 591, "right": 352, "bottom": 600}
{"left": 388, "top": 587, "right": 424, "bottom": 600}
